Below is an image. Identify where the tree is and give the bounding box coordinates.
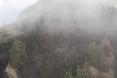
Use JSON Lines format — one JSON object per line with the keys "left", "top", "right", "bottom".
{"left": 87, "top": 42, "right": 100, "bottom": 68}
{"left": 64, "top": 63, "right": 90, "bottom": 78}
{"left": 76, "top": 64, "right": 90, "bottom": 78}
{"left": 9, "top": 40, "right": 27, "bottom": 68}
{"left": 64, "top": 65, "right": 73, "bottom": 78}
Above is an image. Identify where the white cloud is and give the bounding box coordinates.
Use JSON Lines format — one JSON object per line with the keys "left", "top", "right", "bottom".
{"left": 0, "top": 0, "right": 3, "bottom": 8}
{"left": 0, "top": 0, "right": 38, "bottom": 27}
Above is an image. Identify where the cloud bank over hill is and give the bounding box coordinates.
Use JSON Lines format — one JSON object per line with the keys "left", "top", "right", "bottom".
{"left": 12, "top": 0, "right": 117, "bottom": 36}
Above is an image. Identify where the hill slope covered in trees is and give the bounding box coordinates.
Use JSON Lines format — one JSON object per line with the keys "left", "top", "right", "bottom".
{"left": 1, "top": 0, "right": 117, "bottom": 78}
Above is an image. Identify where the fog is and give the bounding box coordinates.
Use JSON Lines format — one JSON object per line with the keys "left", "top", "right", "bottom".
{"left": 1, "top": 0, "right": 117, "bottom": 78}
{"left": 0, "top": 0, "right": 38, "bottom": 27}
{"left": 11, "top": 0, "right": 116, "bottom": 36}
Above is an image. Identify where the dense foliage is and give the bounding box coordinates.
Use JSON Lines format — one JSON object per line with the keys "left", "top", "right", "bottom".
{"left": 64, "top": 64, "right": 90, "bottom": 78}
{"left": 9, "top": 40, "right": 27, "bottom": 68}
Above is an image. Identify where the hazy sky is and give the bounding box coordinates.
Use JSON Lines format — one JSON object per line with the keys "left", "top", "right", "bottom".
{"left": 0, "top": 0, "right": 38, "bottom": 27}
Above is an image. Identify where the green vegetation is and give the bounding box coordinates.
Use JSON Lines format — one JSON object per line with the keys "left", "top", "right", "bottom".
{"left": 9, "top": 40, "right": 27, "bottom": 68}
{"left": 64, "top": 66, "right": 73, "bottom": 78}
{"left": 87, "top": 42, "right": 100, "bottom": 68}
{"left": 64, "top": 64, "right": 90, "bottom": 78}
{"left": 76, "top": 65, "right": 90, "bottom": 78}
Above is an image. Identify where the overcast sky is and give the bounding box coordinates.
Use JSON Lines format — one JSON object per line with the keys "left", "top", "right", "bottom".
{"left": 0, "top": 0, "right": 38, "bottom": 27}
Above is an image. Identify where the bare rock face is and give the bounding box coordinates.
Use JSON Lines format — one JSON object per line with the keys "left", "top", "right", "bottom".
{"left": 4, "top": 71, "right": 13, "bottom": 78}
{"left": 4, "top": 65, "right": 18, "bottom": 78}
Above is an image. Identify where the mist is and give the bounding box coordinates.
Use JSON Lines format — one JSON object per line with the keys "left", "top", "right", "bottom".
{"left": 12, "top": 0, "right": 116, "bottom": 35}
{"left": 0, "top": 0, "right": 38, "bottom": 26}
{"left": 1, "top": 0, "right": 117, "bottom": 78}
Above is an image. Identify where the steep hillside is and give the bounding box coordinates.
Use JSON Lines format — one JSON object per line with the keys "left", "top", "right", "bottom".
{"left": 1, "top": 0, "right": 117, "bottom": 78}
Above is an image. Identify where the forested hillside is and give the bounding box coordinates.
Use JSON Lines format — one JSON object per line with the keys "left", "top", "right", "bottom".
{"left": 0, "top": 0, "right": 117, "bottom": 78}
